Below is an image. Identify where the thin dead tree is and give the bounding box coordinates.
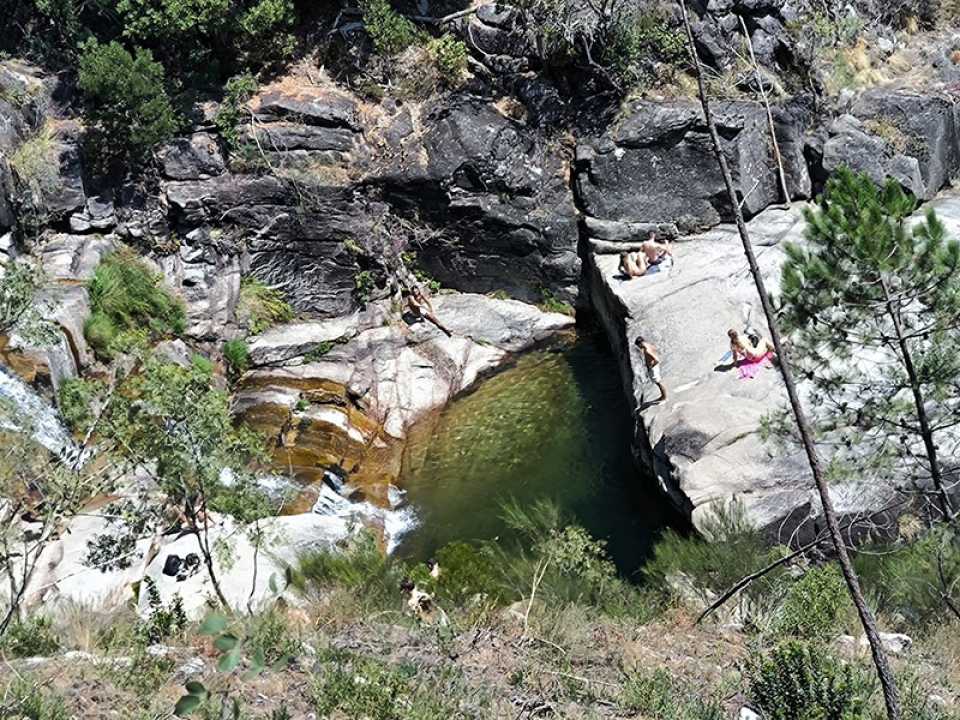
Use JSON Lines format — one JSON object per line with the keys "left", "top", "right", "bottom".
{"left": 677, "top": 3, "right": 902, "bottom": 718}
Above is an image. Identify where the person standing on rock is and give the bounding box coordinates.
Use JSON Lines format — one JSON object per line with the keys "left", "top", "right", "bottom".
{"left": 635, "top": 336, "right": 667, "bottom": 403}
{"left": 405, "top": 285, "right": 452, "bottom": 337}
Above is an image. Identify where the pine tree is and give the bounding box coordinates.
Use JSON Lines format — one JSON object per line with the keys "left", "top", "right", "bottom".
{"left": 780, "top": 168, "right": 960, "bottom": 521}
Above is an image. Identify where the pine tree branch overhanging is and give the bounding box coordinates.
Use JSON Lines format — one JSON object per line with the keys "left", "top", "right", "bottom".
{"left": 675, "top": 3, "right": 902, "bottom": 718}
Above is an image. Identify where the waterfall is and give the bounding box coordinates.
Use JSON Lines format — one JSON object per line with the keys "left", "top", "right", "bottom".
{"left": 0, "top": 366, "right": 86, "bottom": 466}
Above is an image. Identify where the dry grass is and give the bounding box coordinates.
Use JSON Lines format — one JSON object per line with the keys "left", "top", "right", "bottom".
{"left": 10, "top": 120, "right": 60, "bottom": 198}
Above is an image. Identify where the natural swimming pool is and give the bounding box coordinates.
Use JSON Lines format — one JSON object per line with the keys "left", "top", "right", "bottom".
{"left": 394, "top": 332, "right": 680, "bottom": 578}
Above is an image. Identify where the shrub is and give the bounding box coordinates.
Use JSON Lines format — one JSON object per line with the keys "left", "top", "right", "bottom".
{"left": 428, "top": 34, "right": 467, "bottom": 87}
{"left": 311, "top": 652, "right": 455, "bottom": 720}
{"left": 0, "top": 261, "right": 57, "bottom": 343}
{"left": 246, "top": 608, "right": 302, "bottom": 666}
{"left": 215, "top": 72, "right": 258, "bottom": 153}
{"left": 294, "top": 530, "right": 405, "bottom": 614}
{"left": 603, "top": 9, "right": 687, "bottom": 90}
{"left": 237, "top": 0, "right": 296, "bottom": 67}
{"left": 0, "top": 675, "right": 69, "bottom": 720}
{"left": 58, "top": 377, "right": 104, "bottom": 433}
{"left": 359, "top": 0, "right": 420, "bottom": 56}
{"left": 854, "top": 527, "right": 960, "bottom": 629}
{"left": 620, "top": 668, "right": 725, "bottom": 720}
{"left": 538, "top": 288, "right": 574, "bottom": 317}
{"left": 0, "top": 616, "right": 61, "bottom": 658}
{"left": 431, "top": 541, "right": 503, "bottom": 605}
{"left": 238, "top": 277, "right": 294, "bottom": 334}
{"left": 354, "top": 269, "right": 376, "bottom": 304}
{"left": 644, "top": 500, "right": 781, "bottom": 600}
{"left": 774, "top": 564, "right": 851, "bottom": 639}
{"left": 85, "top": 249, "right": 185, "bottom": 358}
{"left": 77, "top": 40, "right": 178, "bottom": 167}
{"left": 10, "top": 122, "right": 60, "bottom": 201}
{"left": 137, "top": 576, "right": 187, "bottom": 645}
{"left": 746, "top": 640, "right": 872, "bottom": 720}
{"left": 223, "top": 338, "right": 250, "bottom": 378}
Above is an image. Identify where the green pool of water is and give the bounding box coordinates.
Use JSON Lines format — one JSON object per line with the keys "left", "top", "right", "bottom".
{"left": 396, "top": 332, "right": 678, "bottom": 578}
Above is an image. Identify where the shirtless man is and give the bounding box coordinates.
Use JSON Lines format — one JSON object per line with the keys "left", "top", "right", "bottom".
{"left": 406, "top": 285, "right": 452, "bottom": 337}
{"left": 640, "top": 231, "right": 673, "bottom": 266}
{"left": 634, "top": 335, "right": 667, "bottom": 402}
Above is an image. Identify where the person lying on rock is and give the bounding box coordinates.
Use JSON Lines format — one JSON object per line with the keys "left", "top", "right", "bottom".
{"left": 405, "top": 285, "right": 453, "bottom": 337}
{"left": 634, "top": 336, "right": 668, "bottom": 403}
{"left": 728, "top": 328, "right": 776, "bottom": 363}
{"left": 619, "top": 251, "right": 648, "bottom": 278}
{"left": 640, "top": 231, "right": 673, "bottom": 266}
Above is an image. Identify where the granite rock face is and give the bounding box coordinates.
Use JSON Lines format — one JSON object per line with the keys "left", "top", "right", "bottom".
{"left": 586, "top": 203, "right": 899, "bottom": 540}
{"left": 574, "top": 100, "right": 811, "bottom": 233}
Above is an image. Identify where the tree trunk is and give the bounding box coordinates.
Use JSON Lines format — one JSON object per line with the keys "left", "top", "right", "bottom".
{"left": 677, "top": 3, "right": 902, "bottom": 718}
{"left": 880, "top": 276, "right": 955, "bottom": 521}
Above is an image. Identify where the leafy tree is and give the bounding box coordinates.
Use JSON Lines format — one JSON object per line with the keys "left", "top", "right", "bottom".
{"left": 99, "top": 354, "right": 272, "bottom": 608}
{"left": 779, "top": 168, "right": 960, "bottom": 521}
{"left": 77, "top": 40, "right": 178, "bottom": 168}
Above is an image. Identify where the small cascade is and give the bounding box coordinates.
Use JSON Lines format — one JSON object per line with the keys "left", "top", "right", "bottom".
{"left": 311, "top": 470, "right": 419, "bottom": 554}
{"left": 0, "top": 366, "right": 86, "bottom": 466}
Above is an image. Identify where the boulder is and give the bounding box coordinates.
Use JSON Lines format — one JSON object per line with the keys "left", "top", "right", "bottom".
{"left": 158, "top": 132, "right": 226, "bottom": 180}
{"left": 849, "top": 91, "right": 960, "bottom": 200}
{"left": 587, "top": 203, "right": 897, "bottom": 540}
{"left": 575, "top": 100, "right": 810, "bottom": 233}
{"left": 38, "top": 232, "right": 116, "bottom": 281}
{"left": 69, "top": 196, "right": 116, "bottom": 234}
{"left": 137, "top": 513, "right": 353, "bottom": 619}
{"left": 252, "top": 86, "right": 361, "bottom": 130}
{"left": 247, "top": 314, "right": 365, "bottom": 366}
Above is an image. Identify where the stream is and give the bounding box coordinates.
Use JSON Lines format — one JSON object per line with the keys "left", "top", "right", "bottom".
{"left": 395, "top": 332, "right": 678, "bottom": 578}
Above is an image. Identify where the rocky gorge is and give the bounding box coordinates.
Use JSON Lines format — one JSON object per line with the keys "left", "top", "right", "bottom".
{"left": 3, "top": 0, "right": 960, "bottom": 620}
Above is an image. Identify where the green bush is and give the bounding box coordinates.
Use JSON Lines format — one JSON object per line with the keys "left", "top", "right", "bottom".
{"left": 57, "top": 377, "right": 104, "bottom": 433}
{"left": 0, "top": 675, "right": 69, "bottom": 720}
{"left": 428, "top": 34, "right": 468, "bottom": 87}
{"left": 78, "top": 40, "right": 178, "bottom": 167}
{"left": 223, "top": 338, "right": 250, "bottom": 378}
{"left": 538, "top": 288, "right": 574, "bottom": 317}
{"left": 774, "top": 564, "right": 851, "bottom": 639}
{"left": 137, "top": 576, "right": 188, "bottom": 645}
{"left": 0, "top": 616, "right": 61, "bottom": 658}
{"left": 644, "top": 500, "right": 782, "bottom": 600}
{"left": 359, "top": 0, "right": 420, "bottom": 56}
{"left": 294, "top": 531, "right": 405, "bottom": 614}
{"left": 238, "top": 277, "right": 294, "bottom": 334}
{"left": 311, "top": 652, "right": 455, "bottom": 720}
{"left": 431, "top": 541, "right": 503, "bottom": 605}
{"left": 746, "top": 640, "right": 872, "bottom": 720}
{"left": 85, "top": 249, "right": 185, "bottom": 358}
{"left": 237, "top": 0, "right": 296, "bottom": 67}
{"left": 215, "top": 72, "right": 259, "bottom": 153}
{"left": 620, "top": 668, "right": 725, "bottom": 720}
{"left": 854, "top": 527, "right": 960, "bottom": 629}
{"left": 246, "top": 608, "right": 303, "bottom": 666}
{"left": 603, "top": 9, "right": 686, "bottom": 89}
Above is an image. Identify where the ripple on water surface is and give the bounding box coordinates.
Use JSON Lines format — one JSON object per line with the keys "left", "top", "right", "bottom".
{"left": 396, "top": 333, "right": 677, "bottom": 578}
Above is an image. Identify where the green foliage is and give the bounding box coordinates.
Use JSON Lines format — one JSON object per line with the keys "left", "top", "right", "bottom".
{"left": 359, "top": 0, "right": 421, "bottom": 56}
{"left": 214, "top": 73, "right": 258, "bottom": 154}
{"left": 0, "top": 675, "right": 69, "bottom": 720}
{"left": 354, "top": 269, "right": 376, "bottom": 304}
{"left": 235, "top": 0, "right": 296, "bottom": 68}
{"left": 644, "top": 500, "right": 781, "bottom": 600}
{"left": 746, "top": 640, "right": 872, "bottom": 720}
{"left": 774, "top": 564, "right": 851, "bottom": 639}
{"left": 57, "top": 377, "right": 103, "bottom": 434}
{"left": 620, "top": 668, "right": 725, "bottom": 720}
{"left": 222, "top": 339, "right": 250, "bottom": 379}
{"left": 238, "top": 277, "right": 294, "bottom": 334}
{"left": 138, "top": 576, "right": 188, "bottom": 645}
{"left": 100, "top": 354, "right": 271, "bottom": 524}
{"left": 431, "top": 541, "right": 503, "bottom": 605}
{"left": 78, "top": 40, "right": 178, "bottom": 167}
{"left": 0, "top": 260, "right": 57, "bottom": 344}
{"left": 294, "top": 530, "right": 405, "bottom": 614}
{"left": 779, "top": 168, "right": 960, "bottom": 502}
{"left": 0, "top": 616, "right": 61, "bottom": 658}
{"left": 538, "top": 288, "right": 574, "bottom": 316}
{"left": 854, "top": 526, "right": 960, "bottom": 629}
{"left": 604, "top": 9, "right": 687, "bottom": 90}
{"left": 10, "top": 122, "right": 60, "bottom": 201}
{"left": 311, "top": 652, "right": 456, "bottom": 720}
{"left": 85, "top": 249, "right": 185, "bottom": 359}
{"left": 246, "top": 608, "right": 302, "bottom": 666}
{"left": 427, "top": 34, "right": 468, "bottom": 87}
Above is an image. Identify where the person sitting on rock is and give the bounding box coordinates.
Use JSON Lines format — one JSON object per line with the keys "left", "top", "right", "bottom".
{"left": 634, "top": 335, "right": 667, "bottom": 402}
{"left": 639, "top": 232, "right": 674, "bottom": 274}
{"left": 728, "top": 328, "right": 775, "bottom": 363}
{"left": 400, "top": 577, "right": 448, "bottom": 625}
{"left": 405, "top": 285, "right": 452, "bottom": 337}
{"left": 619, "top": 251, "right": 648, "bottom": 278}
